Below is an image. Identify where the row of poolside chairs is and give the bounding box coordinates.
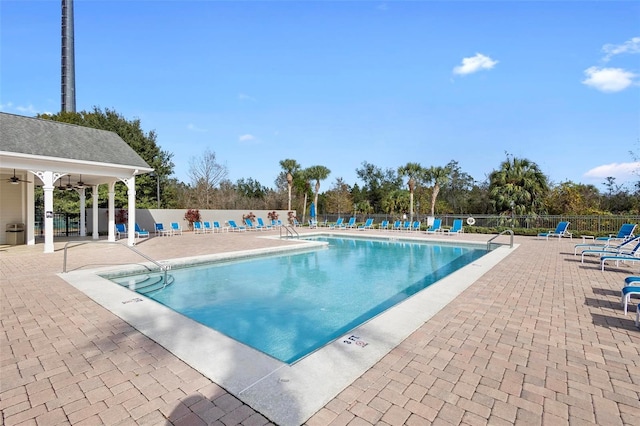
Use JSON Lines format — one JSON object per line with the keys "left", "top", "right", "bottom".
{"left": 572, "top": 223, "right": 639, "bottom": 328}
{"left": 154, "top": 218, "right": 286, "bottom": 235}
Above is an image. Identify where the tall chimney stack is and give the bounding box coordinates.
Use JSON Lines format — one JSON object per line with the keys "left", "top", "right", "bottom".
{"left": 61, "top": 0, "right": 76, "bottom": 112}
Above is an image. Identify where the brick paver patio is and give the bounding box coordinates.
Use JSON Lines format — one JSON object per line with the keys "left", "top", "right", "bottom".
{"left": 1, "top": 230, "right": 638, "bottom": 425}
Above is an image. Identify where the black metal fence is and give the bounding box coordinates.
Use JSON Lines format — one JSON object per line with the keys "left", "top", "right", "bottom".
{"left": 313, "top": 213, "right": 639, "bottom": 234}
{"left": 34, "top": 212, "right": 81, "bottom": 237}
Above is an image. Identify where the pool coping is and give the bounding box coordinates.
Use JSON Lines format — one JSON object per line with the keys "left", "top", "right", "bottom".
{"left": 59, "top": 234, "right": 518, "bottom": 426}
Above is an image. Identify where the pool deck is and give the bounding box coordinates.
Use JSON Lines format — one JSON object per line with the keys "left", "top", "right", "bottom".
{"left": 1, "top": 228, "right": 638, "bottom": 425}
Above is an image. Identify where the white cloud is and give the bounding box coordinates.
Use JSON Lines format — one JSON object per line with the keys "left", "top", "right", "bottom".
{"left": 584, "top": 162, "right": 640, "bottom": 180}
{"left": 602, "top": 36, "right": 640, "bottom": 62}
{"left": 238, "top": 134, "right": 257, "bottom": 143}
{"left": 582, "top": 66, "right": 636, "bottom": 92}
{"left": 453, "top": 53, "right": 498, "bottom": 75}
{"left": 186, "top": 123, "right": 207, "bottom": 132}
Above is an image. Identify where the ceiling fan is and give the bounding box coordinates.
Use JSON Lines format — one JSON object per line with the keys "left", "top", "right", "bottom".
{"left": 7, "top": 169, "right": 32, "bottom": 184}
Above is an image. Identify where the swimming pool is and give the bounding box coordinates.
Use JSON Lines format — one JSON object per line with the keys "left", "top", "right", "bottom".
{"left": 107, "top": 236, "right": 488, "bottom": 363}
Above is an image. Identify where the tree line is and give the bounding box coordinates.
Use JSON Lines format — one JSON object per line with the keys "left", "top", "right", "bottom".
{"left": 39, "top": 108, "right": 640, "bottom": 217}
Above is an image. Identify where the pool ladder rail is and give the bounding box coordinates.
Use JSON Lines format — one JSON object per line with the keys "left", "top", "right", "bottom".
{"left": 487, "top": 229, "right": 514, "bottom": 250}
{"left": 280, "top": 224, "right": 299, "bottom": 239}
{"left": 62, "top": 240, "right": 172, "bottom": 286}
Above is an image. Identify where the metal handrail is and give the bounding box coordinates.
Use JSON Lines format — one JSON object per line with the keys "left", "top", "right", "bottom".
{"left": 280, "top": 224, "right": 299, "bottom": 239}
{"left": 487, "top": 229, "right": 514, "bottom": 250}
{"left": 62, "top": 240, "right": 171, "bottom": 283}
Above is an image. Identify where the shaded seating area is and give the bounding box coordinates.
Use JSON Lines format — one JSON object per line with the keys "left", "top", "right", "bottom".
{"left": 537, "top": 221, "right": 572, "bottom": 240}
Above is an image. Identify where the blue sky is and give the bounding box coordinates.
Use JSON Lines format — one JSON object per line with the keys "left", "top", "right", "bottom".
{"left": 2, "top": 0, "right": 639, "bottom": 192}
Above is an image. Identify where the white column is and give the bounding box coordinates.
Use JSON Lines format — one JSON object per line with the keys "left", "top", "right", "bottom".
{"left": 26, "top": 176, "right": 35, "bottom": 245}
{"left": 34, "top": 171, "right": 63, "bottom": 254}
{"left": 92, "top": 185, "right": 99, "bottom": 240}
{"left": 78, "top": 187, "right": 86, "bottom": 236}
{"left": 125, "top": 176, "right": 136, "bottom": 246}
{"left": 108, "top": 181, "right": 116, "bottom": 242}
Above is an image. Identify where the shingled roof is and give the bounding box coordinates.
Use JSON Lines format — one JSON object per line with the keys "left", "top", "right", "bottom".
{"left": 0, "top": 112, "right": 150, "bottom": 169}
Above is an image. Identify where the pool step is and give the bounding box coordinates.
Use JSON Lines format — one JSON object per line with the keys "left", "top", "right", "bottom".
{"left": 118, "top": 274, "right": 175, "bottom": 294}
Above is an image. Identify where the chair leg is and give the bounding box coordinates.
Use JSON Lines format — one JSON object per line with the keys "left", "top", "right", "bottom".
{"left": 636, "top": 304, "right": 640, "bottom": 328}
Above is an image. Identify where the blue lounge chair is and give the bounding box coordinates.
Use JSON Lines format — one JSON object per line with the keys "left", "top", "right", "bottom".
{"left": 193, "top": 221, "right": 205, "bottom": 234}
{"left": 580, "top": 236, "right": 640, "bottom": 263}
{"left": 575, "top": 223, "right": 637, "bottom": 253}
{"left": 411, "top": 221, "right": 421, "bottom": 232}
{"left": 155, "top": 223, "right": 172, "bottom": 237}
{"left": 329, "top": 218, "right": 344, "bottom": 229}
{"left": 392, "top": 220, "right": 402, "bottom": 231}
{"left": 426, "top": 219, "right": 442, "bottom": 234}
{"left": 401, "top": 221, "right": 411, "bottom": 232}
{"left": 345, "top": 217, "right": 357, "bottom": 229}
{"left": 378, "top": 220, "right": 389, "bottom": 230}
{"left": 600, "top": 239, "right": 640, "bottom": 271}
{"left": 257, "top": 217, "right": 273, "bottom": 230}
{"left": 203, "top": 221, "right": 213, "bottom": 233}
{"left": 228, "top": 220, "right": 246, "bottom": 232}
{"left": 115, "top": 223, "right": 128, "bottom": 239}
{"left": 538, "top": 221, "right": 572, "bottom": 240}
{"left": 443, "top": 219, "right": 463, "bottom": 235}
{"left": 597, "top": 223, "right": 636, "bottom": 243}
{"left": 621, "top": 276, "right": 640, "bottom": 314}
{"left": 134, "top": 223, "right": 149, "bottom": 238}
{"left": 244, "top": 218, "right": 260, "bottom": 231}
{"left": 358, "top": 218, "right": 374, "bottom": 230}
{"left": 213, "top": 221, "right": 228, "bottom": 233}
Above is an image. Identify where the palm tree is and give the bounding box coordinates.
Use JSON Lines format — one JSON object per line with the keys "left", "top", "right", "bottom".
{"left": 398, "top": 162, "right": 423, "bottom": 222}
{"left": 305, "top": 165, "right": 331, "bottom": 219}
{"left": 279, "top": 159, "right": 300, "bottom": 211}
{"left": 422, "top": 166, "right": 451, "bottom": 216}
{"left": 488, "top": 156, "right": 549, "bottom": 215}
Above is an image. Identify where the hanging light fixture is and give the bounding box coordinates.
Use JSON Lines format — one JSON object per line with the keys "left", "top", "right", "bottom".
{"left": 65, "top": 175, "right": 74, "bottom": 191}
{"left": 76, "top": 174, "right": 85, "bottom": 189}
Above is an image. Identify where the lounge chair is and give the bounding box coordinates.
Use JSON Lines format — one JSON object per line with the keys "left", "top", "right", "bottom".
{"left": 580, "top": 236, "right": 640, "bottom": 263}
{"left": 621, "top": 276, "right": 640, "bottom": 315}
{"left": 345, "top": 217, "right": 357, "bottom": 229}
{"left": 411, "top": 221, "right": 421, "bottom": 232}
{"left": 271, "top": 219, "right": 282, "bottom": 228}
{"left": 244, "top": 218, "right": 262, "bottom": 231}
{"left": 228, "top": 220, "right": 246, "bottom": 232}
{"left": 597, "top": 223, "right": 636, "bottom": 243}
{"left": 213, "top": 221, "right": 228, "bottom": 233}
{"left": 391, "top": 220, "right": 402, "bottom": 231}
{"left": 575, "top": 223, "right": 637, "bottom": 253}
{"left": 309, "top": 219, "right": 318, "bottom": 228}
{"left": 443, "top": 219, "right": 463, "bottom": 235}
{"left": 358, "top": 218, "right": 374, "bottom": 230}
{"left": 203, "top": 221, "right": 213, "bottom": 233}
{"left": 600, "top": 240, "right": 640, "bottom": 271}
{"left": 134, "top": 223, "right": 149, "bottom": 238}
{"left": 115, "top": 223, "right": 128, "bottom": 239}
{"left": 329, "top": 218, "right": 344, "bottom": 229}
{"left": 155, "top": 223, "right": 172, "bottom": 237}
{"left": 426, "top": 218, "right": 442, "bottom": 234}
{"left": 378, "top": 220, "right": 389, "bottom": 230}
{"left": 401, "top": 221, "right": 411, "bottom": 232}
{"left": 193, "top": 221, "right": 205, "bottom": 234}
{"left": 537, "top": 221, "right": 572, "bottom": 240}
{"left": 257, "top": 218, "right": 273, "bottom": 230}
{"left": 170, "top": 222, "right": 183, "bottom": 235}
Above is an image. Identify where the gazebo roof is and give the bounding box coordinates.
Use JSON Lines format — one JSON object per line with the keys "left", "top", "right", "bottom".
{"left": 0, "top": 112, "right": 153, "bottom": 186}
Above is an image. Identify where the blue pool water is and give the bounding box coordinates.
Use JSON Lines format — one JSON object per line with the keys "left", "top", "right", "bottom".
{"left": 108, "top": 236, "right": 487, "bottom": 363}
